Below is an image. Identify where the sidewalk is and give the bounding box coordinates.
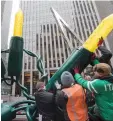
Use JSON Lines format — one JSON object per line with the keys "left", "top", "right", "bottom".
{"left": 12, "top": 115, "right": 27, "bottom": 121}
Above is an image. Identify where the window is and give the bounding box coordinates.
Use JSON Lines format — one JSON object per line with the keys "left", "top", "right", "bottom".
{"left": 24, "top": 63, "right": 27, "bottom": 69}
{"left": 36, "top": 34, "right": 38, "bottom": 50}
{"left": 44, "top": 36, "right": 46, "bottom": 42}
{"left": 49, "top": 60, "right": 52, "bottom": 67}
{"left": 77, "top": 42, "right": 79, "bottom": 46}
{"left": 47, "top": 24, "right": 49, "bottom": 33}
{"left": 80, "top": 3, "right": 84, "bottom": 14}
{"left": 55, "top": 36, "right": 58, "bottom": 48}
{"left": 54, "top": 24, "right": 57, "bottom": 34}
{"left": 28, "top": 62, "right": 31, "bottom": 69}
{"left": 59, "top": 36, "right": 62, "bottom": 48}
{"left": 58, "top": 60, "right": 60, "bottom": 67}
{"left": 51, "top": 24, "right": 54, "bottom": 41}
{"left": 62, "top": 58, "right": 64, "bottom": 63}
{"left": 32, "top": 57, "right": 35, "bottom": 69}
{"left": 48, "top": 36, "right": 50, "bottom": 41}
{"left": 61, "top": 53, "right": 64, "bottom": 58}
{"left": 87, "top": 2, "right": 91, "bottom": 13}
{"left": 43, "top": 25, "right": 45, "bottom": 33}
{"left": 45, "top": 61, "right": 47, "bottom": 68}
{"left": 57, "top": 53, "right": 59, "bottom": 58}
{"left": 53, "top": 60, "right": 56, "bottom": 67}
{"left": 48, "top": 44, "right": 51, "bottom": 58}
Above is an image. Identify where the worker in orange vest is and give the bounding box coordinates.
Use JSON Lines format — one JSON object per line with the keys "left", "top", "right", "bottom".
{"left": 55, "top": 71, "right": 88, "bottom": 121}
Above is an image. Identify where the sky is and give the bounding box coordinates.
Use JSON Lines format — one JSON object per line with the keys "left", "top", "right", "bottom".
{"left": 8, "top": 0, "right": 20, "bottom": 48}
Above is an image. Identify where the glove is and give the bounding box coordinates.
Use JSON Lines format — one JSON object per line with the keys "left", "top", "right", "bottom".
{"left": 97, "top": 37, "right": 104, "bottom": 47}
{"left": 55, "top": 81, "right": 61, "bottom": 90}
{"left": 91, "top": 53, "right": 96, "bottom": 61}
{"left": 90, "top": 53, "right": 99, "bottom": 66}
{"left": 73, "top": 66, "right": 80, "bottom": 74}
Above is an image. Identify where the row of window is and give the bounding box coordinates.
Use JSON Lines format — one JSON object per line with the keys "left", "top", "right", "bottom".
{"left": 73, "top": 1, "right": 99, "bottom": 41}
{"left": 24, "top": 56, "right": 65, "bottom": 70}
{"left": 20, "top": 1, "right": 99, "bottom": 71}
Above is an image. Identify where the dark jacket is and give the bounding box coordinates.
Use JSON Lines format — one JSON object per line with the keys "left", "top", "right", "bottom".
{"left": 98, "top": 46, "right": 112, "bottom": 63}
{"left": 98, "top": 46, "right": 113, "bottom": 73}
{"left": 35, "top": 89, "right": 56, "bottom": 119}
{"left": 55, "top": 90, "right": 70, "bottom": 121}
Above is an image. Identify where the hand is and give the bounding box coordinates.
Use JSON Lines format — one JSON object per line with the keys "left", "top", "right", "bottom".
{"left": 84, "top": 75, "right": 91, "bottom": 81}
{"left": 97, "top": 37, "right": 104, "bottom": 47}
{"left": 73, "top": 66, "right": 80, "bottom": 74}
{"left": 55, "top": 81, "right": 61, "bottom": 89}
{"left": 91, "top": 53, "right": 96, "bottom": 60}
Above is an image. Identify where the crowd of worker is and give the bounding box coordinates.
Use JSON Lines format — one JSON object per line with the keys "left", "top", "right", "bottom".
{"left": 34, "top": 46, "right": 113, "bottom": 121}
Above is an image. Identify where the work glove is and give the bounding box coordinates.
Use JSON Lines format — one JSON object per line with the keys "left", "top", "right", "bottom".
{"left": 91, "top": 53, "right": 96, "bottom": 60}
{"left": 55, "top": 81, "right": 61, "bottom": 90}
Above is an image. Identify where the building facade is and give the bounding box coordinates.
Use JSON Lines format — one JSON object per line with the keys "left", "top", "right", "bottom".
{"left": 1, "top": 1, "right": 12, "bottom": 50}
{"left": 95, "top": 1, "right": 113, "bottom": 65}
{"left": 15, "top": 0, "right": 102, "bottom": 96}
{"left": 1, "top": 1, "right": 6, "bottom": 24}
{"left": 1, "top": 1, "right": 13, "bottom": 95}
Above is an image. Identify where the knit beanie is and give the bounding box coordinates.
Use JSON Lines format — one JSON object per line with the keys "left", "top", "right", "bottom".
{"left": 61, "top": 71, "right": 75, "bottom": 88}
{"left": 93, "top": 63, "right": 111, "bottom": 76}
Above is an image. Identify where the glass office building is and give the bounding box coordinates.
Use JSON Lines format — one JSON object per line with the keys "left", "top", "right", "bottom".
{"left": 14, "top": 1, "right": 103, "bottom": 95}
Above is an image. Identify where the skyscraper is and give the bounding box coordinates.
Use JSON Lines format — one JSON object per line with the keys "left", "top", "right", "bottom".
{"left": 95, "top": 1, "right": 113, "bottom": 65}
{"left": 18, "top": 1, "right": 102, "bottom": 95}
{"left": 1, "top": 1, "right": 13, "bottom": 96}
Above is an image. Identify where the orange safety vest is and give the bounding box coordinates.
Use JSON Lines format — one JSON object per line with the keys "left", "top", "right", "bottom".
{"left": 62, "top": 84, "right": 88, "bottom": 121}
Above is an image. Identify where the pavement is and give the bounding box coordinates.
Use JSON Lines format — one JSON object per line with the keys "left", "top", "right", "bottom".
{"left": 12, "top": 115, "right": 27, "bottom": 121}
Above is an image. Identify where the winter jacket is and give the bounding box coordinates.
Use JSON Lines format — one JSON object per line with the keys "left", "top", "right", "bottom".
{"left": 74, "top": 74, "right": 113, "bottom": 121}
{"left": 35, "top": 89, "right": 56, "bottom": 120}
{"left": 98, "top": 46, "right": 112, "bottom": 63}
{"left": 98, "top": 46, "right": 113, "bottom": 73}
